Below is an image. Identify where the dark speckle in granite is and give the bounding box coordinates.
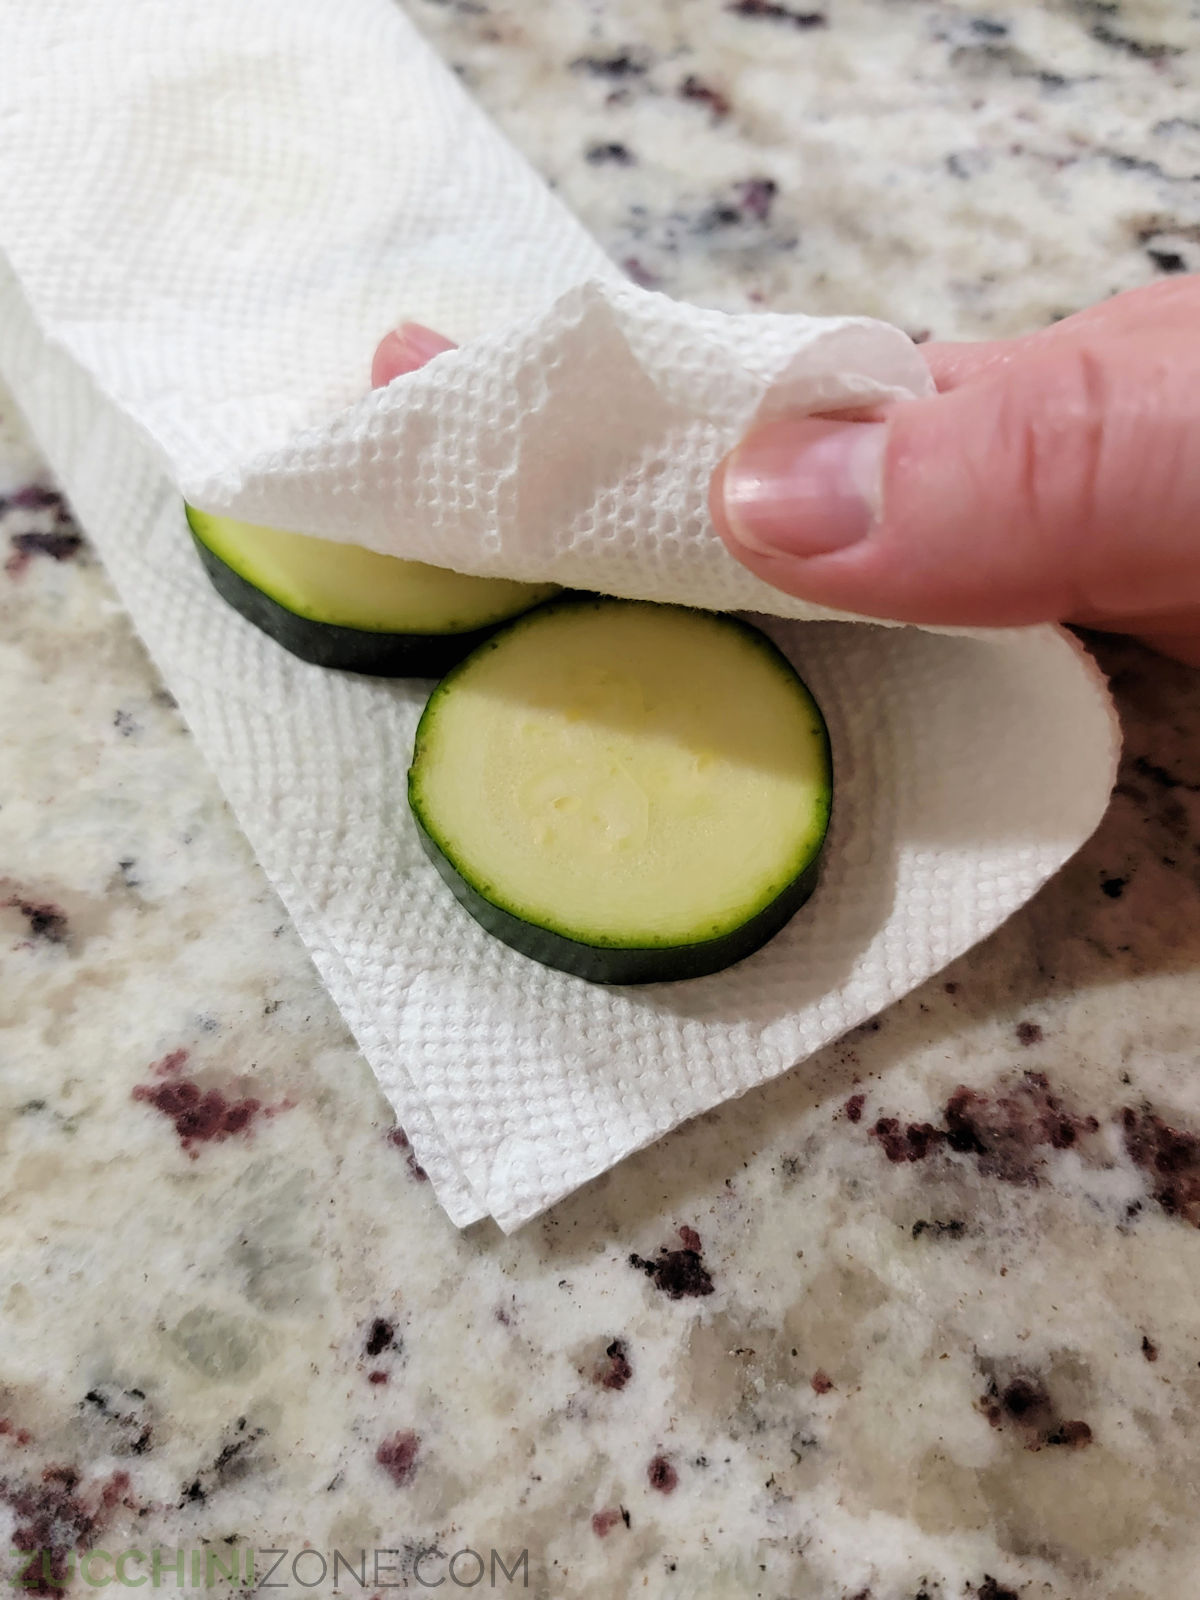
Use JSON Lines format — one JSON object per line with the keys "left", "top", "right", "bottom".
{"left": 1090, "top": 22, "right": 1182, "bottom": 62}
{"left": 647, "top": 1454, "right": 677, "bottom": 1493}
{"left": 6, "top": 528, "right": 83, "bottom": 578}
{"left": 591, "top": 1506, "right": 629, "bottom": 1537}
{"left": 1136, "top": 222, "right": 1200, "bottom": 260}
{"left": 679, "top": 75, "right": 732, "bottom": 120}
{"left": 976, "top": 1579, "right": 1021, "bottom": 1600}
{"left": 695, "top": 177, "right": 780, "bottom": 231}
{"left": 150, "top": 1047, "right": 188, "bottom": 1077}
{"left": 912, "top": 1218, "right": 966, "bottom": 1240}
{"left": 733, "top": 177, "right": 778, "bottom": 222}
{"left": 0, "top": 1466, "right": 132, "bottom": 1597}
{"left": 843, "top": 1092, "right": 866, "bottom": 1123}
{"left": 180, "top": 1417, "right": 265, "bottom": 1507}
{"left": 978, "top": 1367, "right": 1093, "bottom": 1452}
{"left": 376, "top": 1429, "right": 420, "bottom": 1487}
{"left": 1015, "top": 1021, "right": 1043, "bottom": 1046}
{"left": 386, "top": 1125, "right": 429, "bottom": 1181}
{"left": 594, "top": 1338, "right": 633, "bottom": 1390}
{"left": 992, "top": 1375, "right": 1047, "bottom": 1425}
{"left": 629, "top": 1231, "right": 715, "bottom": 1298}
{"left": 1122, "top": 1105, "right": 1200, "bottom": 1225}
{"left": 698, "top": 201, "right": 744, "bottom": 230}
{"left": 871, "top": 1073, "right": 1100, "bottom": 1181}
{"left": 585, "top": 141, "right": 635, "bottom": 165}
{"left": 2, "top": 484, "right": 63, "bottom": 513}
{"left": 947, "top": 151, "right": 980, "bottom": 181}
{"left": 80, "top": 1387, "right": 153, "bottom": 1457}
{"left": 1147, "top": 249, "right": 1187, "bottom": 272}
{"left": 811, "top": 1369, "right": 834, "bottom": 1394}
{"left": 944, "top": 1075, "right": 1099, "bottom": 1176}
{"left": 364, "top": 1318, "right": 397, "bottom": 1358}
{"left": 725, "top": 0, "right": 827, "bottom": 29}
{"left": 1044, "top": 1418, "right": 1095, "bottom": 1448}
{"left": 570, "top": 51, "right": 647, "bottom": 80}
{"left": 950, "top": 39, "right": 1069, "bottom": 90}
{"left": 1142, "top": 1335, "right": 1159, "bottom": 1362}
{"left": 3, "top": 892, "right": 69, "bottom": 944}
{"left": 1103, "top": 149, "right": 1192, "bottom": 183}
{"left": 620, "top": 255, "right": 662, "bottom": 289}
{"left": 872, "top": 1117, "right": 945, "bottom": 1163}
{"left": 1101, "top": 875, "right": 1128, "bottom": 898}
{"left": 131, "top": 1049, "right": 267, "bottom": 1154}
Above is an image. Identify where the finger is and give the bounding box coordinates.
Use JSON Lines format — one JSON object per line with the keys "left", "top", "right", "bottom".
{"left": 711, "top": 326, "right": 1200, "bottom": 629}
{"left": 371, "top": 321, "right": 457, "bottom": 387}
{"left": 922, "top": 278, "right": 1200, "bottom": 393}
{"left": 921, "top": 339, "right": 1015, "bottom": 391}
{"left": 1038, "top": 276, "right": 1200, "bottom": 341}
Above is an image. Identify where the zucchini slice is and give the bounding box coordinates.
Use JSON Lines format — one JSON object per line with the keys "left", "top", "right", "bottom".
{"left": 408, "top": 597, "right": 832, "bottom": 984}
{"left": 185, "top": 506, "right": 559, "bottom": 676}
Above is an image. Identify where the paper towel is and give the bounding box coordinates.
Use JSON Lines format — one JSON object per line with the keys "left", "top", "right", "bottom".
{"left": 0, "top": 0, "right": 1119, "bottom": 1229}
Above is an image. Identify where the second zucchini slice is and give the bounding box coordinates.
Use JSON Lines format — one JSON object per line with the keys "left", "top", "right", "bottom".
{"left": 408, "top": 597, "right": 832, "bottom": 984}
{"left": 186, "top": 506, "right": 559, "bottom": 676}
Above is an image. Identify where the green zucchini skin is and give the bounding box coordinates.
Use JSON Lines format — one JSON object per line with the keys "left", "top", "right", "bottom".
{"left": 190, "top": 529, "right": 516, "bottom": 677}
{"left": 408, "top": 597, "right": 833, "bottom": 985}
{"left": 412, "top": 808, "right": 825, "bottom": 983}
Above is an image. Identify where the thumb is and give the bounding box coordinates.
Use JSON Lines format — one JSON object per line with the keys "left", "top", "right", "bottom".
{"left": 710, "top": 330, "right": 1200, "bottom": 631}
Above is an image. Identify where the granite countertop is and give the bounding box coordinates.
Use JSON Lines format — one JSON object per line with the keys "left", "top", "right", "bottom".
{"left": 2, "top": 1, "right": 1200, "bottom": 1596}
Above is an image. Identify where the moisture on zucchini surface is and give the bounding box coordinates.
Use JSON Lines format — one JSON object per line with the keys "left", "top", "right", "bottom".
{"left": 408, "top": 597, "right": 832, "bottom": 984}
{"left": 186, "top": 505, "right": 558, "bottom": 676}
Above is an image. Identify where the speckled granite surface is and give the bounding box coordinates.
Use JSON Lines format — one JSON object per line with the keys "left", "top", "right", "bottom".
{"left": 2, "top": 1, "right": 1200, "bottom": 1595}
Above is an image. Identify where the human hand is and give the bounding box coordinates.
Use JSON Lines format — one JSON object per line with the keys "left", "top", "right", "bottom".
{"left": 708, "top": 279, "right": 1200, "bottom": 666}
{"left": 374, "top": 280, "right": 1200, "bottom": 666}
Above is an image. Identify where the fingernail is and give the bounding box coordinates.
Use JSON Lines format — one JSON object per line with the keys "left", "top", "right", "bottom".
{"left": 720, "top": 418, "right": 887, "bottom": 558}
{"left": 371, "top": 322, "right": 457, "bottom": 386}
{"left": 396, "top": 322, "right": 457, "bottom": 364}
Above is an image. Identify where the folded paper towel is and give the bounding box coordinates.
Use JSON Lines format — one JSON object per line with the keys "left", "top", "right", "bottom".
{"left": 0, "top": 0, "right": 1119, "bottom": 1228}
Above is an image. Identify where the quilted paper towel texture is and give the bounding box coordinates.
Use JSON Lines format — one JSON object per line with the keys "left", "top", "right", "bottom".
{"left": 0, "top": 0, "right": 1120, "bottom": 1228}
{"left": 1, "top": 0, "right": 934, "bottom": 619}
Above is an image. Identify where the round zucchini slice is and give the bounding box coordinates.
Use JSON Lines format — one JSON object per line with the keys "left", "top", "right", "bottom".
{"left": 186, "top": 505, "right": 559, "bottom": 677}
{"left": 408, "top": 597, "right": 832, "bottom": 984}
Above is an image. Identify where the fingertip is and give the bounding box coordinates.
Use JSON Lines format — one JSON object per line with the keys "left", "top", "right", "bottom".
{"left": 370, "top": 330, "right": 409, "bottom": 388}
{"left": 371, "top": 322, "right": 457, "bottom": 387}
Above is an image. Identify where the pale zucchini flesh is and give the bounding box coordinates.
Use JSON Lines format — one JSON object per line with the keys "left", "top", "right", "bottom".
{"left": 186, "top": 505, "right": 558, "bottom": 675}
{"left": 408, "top": 597, "right": 832, "bottom": 983}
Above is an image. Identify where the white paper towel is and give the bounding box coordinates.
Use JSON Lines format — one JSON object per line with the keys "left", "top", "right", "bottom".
{"left": 0, "top": 0, "right": 1120, "bottom": 1229}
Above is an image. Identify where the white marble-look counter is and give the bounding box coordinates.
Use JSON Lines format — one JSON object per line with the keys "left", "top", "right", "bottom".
{"left": 2, "top": 1, "right": 1199, "bottom": 1596}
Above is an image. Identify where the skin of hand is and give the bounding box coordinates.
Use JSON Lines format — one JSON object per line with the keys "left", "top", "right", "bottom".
{"left": 375, "top": 279, "right": 1200, "bottom": 666}
{"left": 708, "top": 278, "right": 1200, "bottom": 666}
{"left": 372, "top": 322, "right": 457, "bottom": 386}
